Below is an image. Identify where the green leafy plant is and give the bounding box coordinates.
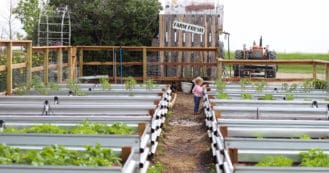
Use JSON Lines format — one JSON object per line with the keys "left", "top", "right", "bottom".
{"left": 312, "top": 79, "right": 328, "bottom": 90}
{"left": 124, "top": 76, "right": 137, "bottom": 92}
{"left": 217, "top": 92, "right": 230, "bottom": 99}
{"left": 256, "top": 156, "right": 293, "bottom": 167}
{"left": 285, "top": 94, "right": 295, "bottom": 101}
{"left": 15, "top": 82, "right": 31, "bottom": 95}
{"left": 324, "top": 98, "right": 329, "bottom": 101}
{"left": 3, "top": 121, "right": 134, "bottom": 135}
{"left": 281, "top": 83, "right": 289, "bottom": 92}
{"left": 258, "top": 94, "right": 274, "bottom": 100}
{"left": 0, "top": 143, "right": 121, "bottom": 166}
{"left": 299, "top": 134, "right": 311, "bottom": 140}
{"left": 288, "top": 83, "right": 298, "bottom": 93}
{"left": 66, "top": 79, "right": 85, "bottom": 96}
{"left": 254, "top": 81, "right": 267, "bottom": 93}
{"left": 299, "top": 149, "right": 329, "bottom": 167}
{"left": 147, "top": 162, "right": 164, "bottom": 173}
{"left": 99, "top": 77, "right": 111, "bottom": 91}
{"left": 302, "top": 79, "right": 313, "bottom": 93}
{"left": 145, "top": 79, "right": 157, "bottom": 90}
{"left": 48, "top": 82, "right": 60, "bottom": 91}
{"left": 241, "top": 93, "right": 253, "bottom": 100}
{"left": 215, "top": 79, "right": 226, "bottom": 92}
{"left": 31, "top": 75, "right": 48, "bottom": 95}
{"left": 239, "top": 78, "right": 252, "bottom": 91}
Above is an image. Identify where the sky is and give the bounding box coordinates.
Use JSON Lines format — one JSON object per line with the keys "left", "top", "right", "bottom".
{"left": 223, "top": 0, "right": 329, "bottom": 53}
{"left": 1, "top": 0, "right": 329, "bottom": 54}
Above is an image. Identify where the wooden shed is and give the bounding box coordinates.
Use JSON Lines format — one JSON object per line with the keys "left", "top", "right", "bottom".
{"left": 157, "top": 0, "right": 224, "bottom": 79}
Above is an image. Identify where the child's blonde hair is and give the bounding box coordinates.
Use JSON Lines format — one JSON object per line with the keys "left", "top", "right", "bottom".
{"left": 194, "top": 77, "right": 203, "bottom": 85}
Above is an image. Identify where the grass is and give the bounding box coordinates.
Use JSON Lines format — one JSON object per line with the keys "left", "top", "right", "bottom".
{"left": 225, "top": 52, "right": 329, "bottom": 74}
{"left": 276, "top": 53, "right": 328, "bottom": 73}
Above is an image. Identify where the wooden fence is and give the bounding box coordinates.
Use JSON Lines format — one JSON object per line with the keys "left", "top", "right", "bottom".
{"left": 1, "top": 40, "right": 329, "bottom": 94}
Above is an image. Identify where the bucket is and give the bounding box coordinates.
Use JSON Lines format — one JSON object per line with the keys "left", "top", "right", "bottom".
{"left": 181, "top": 82, "right": 193, "bottom": 94}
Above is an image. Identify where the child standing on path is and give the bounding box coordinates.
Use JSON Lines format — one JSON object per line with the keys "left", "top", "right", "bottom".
{"left": 192, "top": 77, "right": 204, "bottom": 115}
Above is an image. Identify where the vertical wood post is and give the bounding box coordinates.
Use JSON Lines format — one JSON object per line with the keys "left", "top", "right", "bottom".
{"left": 79, "top": 48, "right": 83, "bottom": 78}
{"left": 26, "top": 42, "right": 32, "bottom": 83}
{"left": 326, "top": 63, "right": 329, "bottom": 83}
{"left": 44, "top": 48, "right": 49, "bottom": 85}
{"left": 219, "top": 126, "right": 228, "bottom": 138}
{"left": 176, "top": 15, "right": 183, "bottom": 78}
{"left": 312, "top": 63, "right": 317, "bottom": 80}
{"left": 68, "top": 47, "right": 76, "bottom": 80}
{"left": 121, "top": 146, "right": 132, "bottom": 165}
{"left": 159, "top": 15, "right": 165, "bottom": 77}
{"left": 138, "top": 123, "right": 146, "bottom": 137}
{"left": 228, "top": 148, "right": 238, "bottom": 164}
{"left": 143, "top": 47, "right": 147, "bottom": 83}
{"left": 217, "top": 60, "right": 223, "bottom": 80}
{"left": 71, "top": 47, "right": 77, "bottom": 80}
{"left": 6, "top": 42, "right": 13, "bottom": 95}
{"left": 57, "top": 48, "right": 63, "bottom": 83}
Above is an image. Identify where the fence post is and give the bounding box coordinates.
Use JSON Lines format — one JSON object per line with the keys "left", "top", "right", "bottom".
{"left": 217, "top": 59, "right": 223, "bottom": 80}
{"left": 26, "top": 42, "right": 32, "bottom": 83}
{"left": 79, "top": 48, "right": 83, "bottom": 78}
{"left": 44, "top": 48, "right": 49, "bottom": 85}
{"left": 68, "top": 47, "right": 77, "bottom": 80}
{"left": 326, "top": 62, "right": 329, "bottom": 83}
{"left": 71, "top": 47, "right": 77, "bottom": 80}
{"left": 57, "top": 48, "right": 63, "bottom": 83}
{"left": 312, "top": 63, "right": 317, "bottom": 79}
{"left": 6, "top": 42, "right": 13, "bottom": 95}
{"left": 143, "top": 47, "right": 147, "bottom": 83}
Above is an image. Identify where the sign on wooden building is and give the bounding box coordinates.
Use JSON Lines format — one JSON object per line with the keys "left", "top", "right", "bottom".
{"left": 157, "top": 0, "right": 224, "bottom": 79}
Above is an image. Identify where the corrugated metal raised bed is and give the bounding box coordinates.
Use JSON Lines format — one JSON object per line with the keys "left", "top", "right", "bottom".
{"left": 0, "top": 121, "right": 150, "bottom": 170}
{"left": 0, "top": 145, "right": 136, "bottom": 173}
{"left": 210, "top": 99, "right": 329, "bottom": 108}
{"left": 212, "top": 106, "right": 329, "bottom": 120}
{"left": 0, "top": 95, "right": 161, "bottom": 105}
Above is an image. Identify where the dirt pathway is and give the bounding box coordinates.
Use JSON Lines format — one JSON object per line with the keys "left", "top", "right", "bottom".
{"left": 153, "top": 93, "right": 213, "bottom": 173}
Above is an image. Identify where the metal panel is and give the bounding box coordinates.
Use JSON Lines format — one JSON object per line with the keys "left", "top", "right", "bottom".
{"left": 0, "top": 134, "right": 141, "bottom": 149}
{"left": 234, "top": 166, "right": 329, "bottom": 173}
{"left": 225, "top": 138, "right": 329, "bottom": 150}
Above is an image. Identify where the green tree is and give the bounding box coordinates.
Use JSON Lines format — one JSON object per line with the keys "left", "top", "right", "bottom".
{"left": 13, "top": 0, "right": 42, "bottom": 41}
{"left": 48, "top": 0, "right": 161, "bottom": 45}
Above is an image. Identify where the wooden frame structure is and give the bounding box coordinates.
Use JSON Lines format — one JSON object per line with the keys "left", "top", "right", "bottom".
{"left": 1, "top": 40, "right": 329, "bottom": 95}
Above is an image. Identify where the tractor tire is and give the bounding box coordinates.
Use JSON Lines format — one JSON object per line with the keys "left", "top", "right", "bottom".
{"left": 233, "top": 65, "right": 239, "bottom": 77}
{"left": 235, "top": 50, "right": 244, "bottom": 59}
{"left": 268, "top": 51, "right": 276, "bottom": 60}
{"left": 268, "top": 51, "right": 278, "bottom": 72}
{"left": 266, "top": 66, "right": 277, "bottom": 78}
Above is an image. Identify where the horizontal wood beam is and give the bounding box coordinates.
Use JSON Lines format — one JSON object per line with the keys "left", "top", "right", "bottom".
{"left": 33, "top": 46, "right": 70, "bottom": 52}
{"left": 12, "top": 63, "right": 26, "bottom": 69}
{"left": 0, "top": 40, "right": 32, "bottom": 46}
{"left": 83, "top": 61, "right": 218, "bottom": 66}
{"left": 218, "top": 59, "right": 321, "bottom": 65}
{"left": 76, "top": 46, "right": 218, "bottom": 52}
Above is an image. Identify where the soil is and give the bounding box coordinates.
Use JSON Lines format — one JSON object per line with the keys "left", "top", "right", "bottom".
{"left": 152, "top": 92, "right": 213, "bottom": 173}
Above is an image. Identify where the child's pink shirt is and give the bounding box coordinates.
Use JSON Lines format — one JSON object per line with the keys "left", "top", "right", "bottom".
{"left": 192, "top": 85, "right": 203, "bottom": 97}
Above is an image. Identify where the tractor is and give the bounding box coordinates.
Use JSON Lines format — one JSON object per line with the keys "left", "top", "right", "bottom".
{"left": 233, "top": 36, "right": 277, "bottom": 78}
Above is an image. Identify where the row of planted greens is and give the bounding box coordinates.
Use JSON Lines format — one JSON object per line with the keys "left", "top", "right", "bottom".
{"left": 202, "top": 79, "right": 329, "bottom": 173}
{"left": 15, "top": 75, "right": 161, "bottom": 96}
{"left": 0, "top": 77, "right": 173, "bottom": 173}
{"left": 212, "top": 78, "right": 329, "bottom": 101}
{"left": 2, "top": 121, "right": 135, "bottom": 135}
{"left": 0, "top": 143, "right": 121, "bottom": 167}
